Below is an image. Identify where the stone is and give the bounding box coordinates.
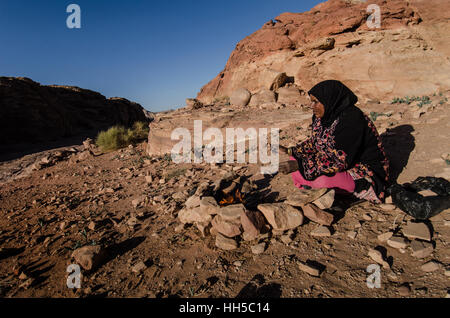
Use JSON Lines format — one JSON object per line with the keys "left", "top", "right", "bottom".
{"left": 88, "top": 221, "right": 97, "bottom": 231}
{"left": 211, "top": 215, "right": 241, "bottom": 238}
{"left": 380, "top": 204, "right": 396, "bottom": 211}
{"left": 310, "top": 226, "right": 331, "bottom": 237}
{"left": 385, "top": 196, "right": 393, "bottom": 204}
{"left": 420, "top": 261, "right": 441, "bottom": 272}
{"left": 219, "top": 204, "right": 246, "bottom": 222}
{"left": 131, "top": 196, "right": 146, "bottom": 208}
{"left": 387, "top": 236, "right": 408, "bottom": 249}
{"left": 276, "top": 86, "right": 302, "bottom": 106}
{"left": 398, "top": 285, "right": 411, "bottom": 297}
{"left": 347, "top": 231, "right": 357, "bottom": 240}
{"left": 257, "top": 203, "right": 304, "bottom": 231}
{"left": 215, "top": 233, "right": 238, "bottom": 250}
{"left": 240, "top": 210, "right": 267, "bottom": 241}
{"left": 410, "top": 240, "right": 434, "bottom": 258}
{"left": 260, "top": 69, "right": 288, "bottom": 91}
{"left": 298, "top": 261, "right": 320, "bottom": 277}
{"left": 230, "top": 88, "right": 251, "bottom": 106}
{"left": 368, "top": 248, "right": 390, "bottom": 269}
{"left": 195, "top": 222, "right": 212, "bottom": 237}
{"left": 301, "top": 204, "right": 334, "bottom": 226}
{"left": 248, "top": 88, "right": 276, "bottom": 107}
{"left": 178, "top": 207, "right": 212, "bottom": 225}
{"left": 186, "top": 98, "right": 203, "bottom": 109}
{"left": 71, "top": 245, "right": 106, "bottom": 271}
{"left": 200, "top": 197, "right": 220, "bottom": 215}
{"left": 377, "top": 232, "right": 393, "bottom": 243}
{"left": 280, "top": 235, "right": 293, "bottom": 244}
{"left": 285, "top": 188, "right": 327, "bottom": 206}
{"left": 145, "top": 175, "right": 153, "bottom": 184}
{"left": 132, "top": 261, "right": 147, "bottom": 273}
{"left": 402, "top": 222, "right": 431, "bottom": 241}
{"left": 312, "top": 190, "right": 335, "bottom": 209}
{"left": 251, "top": 243, "right": 266, "bottom": 255}
{"left": 362, "top": 213, "right": 372, "bottom": 221}
{"left": 185, "top": 195, "right": 201, "bottom": 209}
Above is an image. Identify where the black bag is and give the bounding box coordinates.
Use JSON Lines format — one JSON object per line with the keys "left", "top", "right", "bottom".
{"left": 386, "top": 177, "right": 450, "bottom": 220}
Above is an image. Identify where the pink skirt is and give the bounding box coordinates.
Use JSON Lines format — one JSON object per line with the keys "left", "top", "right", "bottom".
{"left": 289, "top": 157, "right": 355, "bottom": 193}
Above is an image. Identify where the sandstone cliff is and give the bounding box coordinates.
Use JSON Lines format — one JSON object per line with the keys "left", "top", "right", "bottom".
{"left": 0, "top": 77, "right": 153, "bottom": 148}
{"left": 196, "top": 0, "right": 450, "bottom": 104}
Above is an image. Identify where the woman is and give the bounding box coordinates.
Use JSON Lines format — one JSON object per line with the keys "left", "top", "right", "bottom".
{"left": 281, "top": 80, "right": 389, "bottom": 204}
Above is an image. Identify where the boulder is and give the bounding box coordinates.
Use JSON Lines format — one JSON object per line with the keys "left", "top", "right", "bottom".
{"left": 211, "top": 215, "right": 242, "bottom": 238}
{"left": 257, "top": 203, "right": 304, "bottom": 231}
{"left": 276, "top": 86, "right": 302, "bottom": 105}
{"left": 230, "top": 88, "right": 251, "bottom": 106}
{"left": 248, "top": 89, "right": 276, "bottom": 107}
{"left": 285, "top": 188, "right": 328, "bottom": 206}
{"left": 218, "top": 204, "right": 246, "bottom": 222}
{"left": 260, "top": 69, "right": 288, "bottom": 91}
{"left": 71, "top": 245, "right": 106, "bottom": 271}
{"left": 240, "top": 210, "right": 267, "bottom": 240}
{"left": 178, "top": 207, "right": 212, "bottom": 224}
{"left": 301, "top": 204, "right": 334, "bottom": 226}
{"left": 215, "top": 233, "right": 238, "bottom": 250}
{"left": 200, "top": 197, "right": 220, "bottom": 215}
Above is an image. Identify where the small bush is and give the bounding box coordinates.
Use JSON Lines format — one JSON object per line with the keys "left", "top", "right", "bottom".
{"left": 96, "top": 121, "right": 149, "bottom": 152}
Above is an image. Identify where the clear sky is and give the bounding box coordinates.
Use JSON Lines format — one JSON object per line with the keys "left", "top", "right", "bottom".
{"left": 0, "top": 0, "right": 322, "bottom": 112}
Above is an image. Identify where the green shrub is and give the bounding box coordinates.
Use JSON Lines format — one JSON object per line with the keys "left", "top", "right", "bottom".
{"left": 96, "top": 121, "right": 149, "bottom": 152}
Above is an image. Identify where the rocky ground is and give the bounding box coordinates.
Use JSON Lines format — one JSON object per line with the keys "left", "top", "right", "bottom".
{"left": 0, "top": 93, "right": 449, "bottom": 298}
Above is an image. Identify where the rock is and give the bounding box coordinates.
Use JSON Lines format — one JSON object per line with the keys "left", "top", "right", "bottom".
{"left": 368, "top": 248, "right": 390, "bottom": 269}
{"left": 380, "top": 204, "right": 396, "bottom": 211}
{"left": 310, "top": 226, "right": 331, "bottom": 237}
{"left": 301, "top": 204, "right": 334, "bottom": 226}
{"left": 410, "top": 240, "right": 434, "bottom": 258}
{"left": 398, "top": 285, "right": 411, "bottom": 297}
{"left": 387, "top": 236, "right": 408, "bottom": 249}
{"left": 178, "top": 207, "right": 212, "bottom": 224}
{"left": 298, "top": 261, "right": 320, "bottom": 277}
{"left": 240, "top": 210, "right": 267, "bottom": 241}
{"left": 385, "top": 196, "right": 393, "bottom": 204}
{"left": 445, "top": 270, "right": 450, "bottom": 277}
{"left": 131, "top": 196, "right": 146, "bottom": 208}
{"left": 312, "top": 190, "right": 335, "bottom": 209}
{"left": 172, "top": 192, "right": 187, "bottom": 201}
{"left": 347, "top": 231, "right": 357, "bottom": 240}
{"left": 276, "top": 86, "right": 302, "bottom": 106}
{"left": 215, "top": 233, "right": 238, "bottom": 250}
{"left": 362, "top": 213, "right": 372, "bottom": 221}
{"left": 402, "top": 222, "right": 431, "bottom": 241}
{"left": 230, "top": 88, "right": 251, "bottom": 106}
{"left": 377, "top": 232, "right": 393, "bottom": 243}
{"left": 186, "top": 98, "right": 203, "bottom": 109}
{"left": 257, "top": 203, "right": 304, "bottom": 231}
{"left": 420, "top": 261, "right": 441, "bottom": 272}
{"left": 195, "top": 222, "right": 212, "bottom": 237}
{"left": 285, "top": 188, "right": 328, "bottom": 206}
{"left": 88, "top": 221, "right": 97, "bottom": 231}
{"left": 251, "top": 243, "right": 266, "bottom": 255}
{"left": 219, "top": 204, "right": 246, "bottom": 222}
{"left": 248, "top": 88, "right": 276, "bottom": 107}
{"left": 418, "top": 190, "right": 437, "bottom": 197}
{"left": 71, "top": 245, "right": 106, "bottom": 271}
{"left": 200, "top": 197, "right": 220, "bottom": 215}
{"left": 145, "top": 175, "right": 153, "bottom": 184}
{"left": 280, "top": 235, "right": 293, "bottom": 244}
{"left": 260, "top": 69, "right": 288, "bottom": 91}
{"left": 185, "top": 195, "right": 201, "bottom": 209}
{"left": 211, "top": 215, "right": 242, "bottom": 238}
{"left": 132, "top": 261, "right": 147, "bottom": 273}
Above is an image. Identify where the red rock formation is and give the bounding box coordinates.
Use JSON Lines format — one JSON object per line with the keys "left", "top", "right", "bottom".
{"left": 197, "top": 0, "right": 449, "bottom": 104}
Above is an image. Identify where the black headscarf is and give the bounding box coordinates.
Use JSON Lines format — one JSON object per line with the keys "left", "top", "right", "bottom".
{"left": 308, "top": 80, "right": 358, "bottom": 127}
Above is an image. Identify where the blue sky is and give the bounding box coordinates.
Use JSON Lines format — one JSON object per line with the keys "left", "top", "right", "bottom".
{"left": 0, "top": 0, "right": 322, "bottom": 112}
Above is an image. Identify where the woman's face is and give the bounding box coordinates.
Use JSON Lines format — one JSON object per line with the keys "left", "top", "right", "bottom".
{"left": 309, "top": 94, "right": 325, "bottom": 118}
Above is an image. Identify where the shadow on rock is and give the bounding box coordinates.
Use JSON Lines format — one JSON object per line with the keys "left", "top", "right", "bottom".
{"left": 235, "top": 274, "right": 282, "bottom": 298}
